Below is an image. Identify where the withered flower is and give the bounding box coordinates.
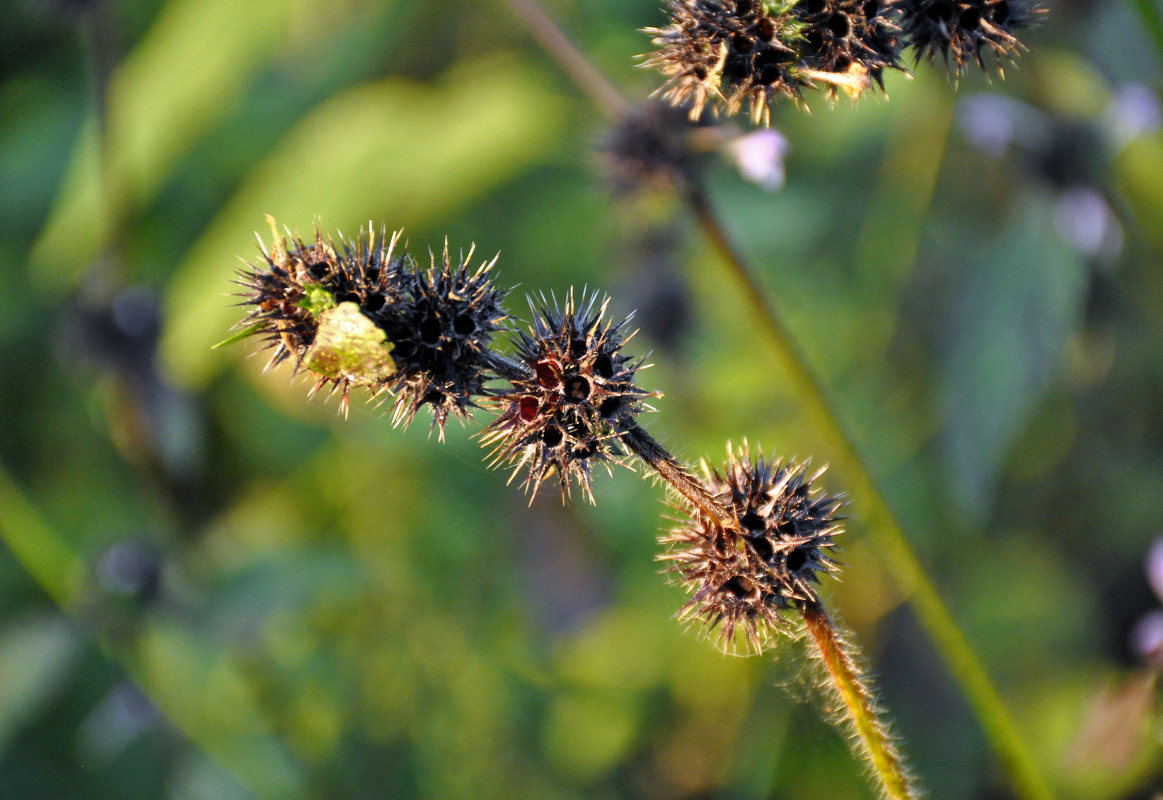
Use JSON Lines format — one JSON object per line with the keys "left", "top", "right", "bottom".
{"left": 235, "top": 219, "right": 402, "bottom": 414}
{"left": 643, "top": 0, "right": 804, "bottom": 125}
{"left": 794, "top": 0, "right": 903, "bottom": 95}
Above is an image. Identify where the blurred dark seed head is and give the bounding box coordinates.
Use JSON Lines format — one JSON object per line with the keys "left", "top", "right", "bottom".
{"left": 62, "top": 284, "right": 161, "bottom": 375}
{"left": 1029, "top": 118, "right": 1105, "bottom": 188}
{"left": 599, "top": 101, "right": 706, "bottom": 195}
{"left": 379, "top": 241, "right": 510, "bottom": 438}
{"left": 900, "top": 0, "right": 1041, "bottom": 75}
{"left": 620, "top": 225, "right": 693, "bottom": 354}
{"left": 793, "top": 0, "right": 904, "bottom": 95}
{"left": 481, "top": 289, "right": 657, "bottom": 504}
{"left": 643, "top": 0, "right": 805, "bottom": 125}
{"left": 659, "top": 440, "right": 843, "bottom": 654}
{"left": 96, "top": 540, "right": 163, "bottom": 606}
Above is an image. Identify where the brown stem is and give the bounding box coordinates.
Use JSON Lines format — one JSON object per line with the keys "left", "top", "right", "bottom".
{"left": 621, "top": 423, "right": 735, "bottom": 529}
{"left": 801, "top": 600, "right": 920, "bottom": 800}
{"left": 499, "top": 0, "right": 632, "bottom": 120}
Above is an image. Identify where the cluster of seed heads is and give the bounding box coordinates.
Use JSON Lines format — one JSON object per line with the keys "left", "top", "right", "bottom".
{"left": 644, "top": 0, "right": 1040, "bottom": 123}
{"left": 234, "top": 219, "right": 844, "bottom": 652}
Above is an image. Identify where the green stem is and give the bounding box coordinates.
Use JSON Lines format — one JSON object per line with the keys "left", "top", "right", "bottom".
{"left": 685, "top": 184, "right": 1053, "bottom": 800}
{"left": 801, "top": 601, "right": 919, "bottom": 800}
{"left": 1129, "top": 0, "right": 1163, "bottom": 60}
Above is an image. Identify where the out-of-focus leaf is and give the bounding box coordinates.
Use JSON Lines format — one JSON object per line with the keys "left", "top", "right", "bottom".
{"left": 160, "top": 55, "right": 564, "bottom": 390}
{"left": 1116, "top": 133, "right": 1163, "bottom": 255}
{"left": 27, "top": 0, "right": 334, "bottom": 288}
{"left": 0, "top": 614, "right": 79, "bottom": 754}
{"left": 132, "top": 623, "right": 307, "bottom": 799}
{"left": 941, "top": 196, "right": 1087, "bottom": 516}
{"left": 0, "top": 465, "right": 85, "bottom": 607}
{"left": 542, "top": 688, "right": 642, "bottom": 782}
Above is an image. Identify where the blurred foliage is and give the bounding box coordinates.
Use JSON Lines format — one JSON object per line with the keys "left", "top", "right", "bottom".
{"left": 2, "top": 0, "right": 1162, "bottom": 798}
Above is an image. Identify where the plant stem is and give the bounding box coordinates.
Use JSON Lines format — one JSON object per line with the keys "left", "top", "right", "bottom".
{"left": 498, "top": 0, "right": 632, "bottom": 120}
{"left": 498, "top": 3, "right": 1054, "bottom": 798}
{"left": 621, "top": 423, "right": 735, "bottom": 529}
{"left": 801, "top": 600, "right": 919, "bottom": 800}
{"left": 686, "top": 183, "right": 1052, "bottom": 800}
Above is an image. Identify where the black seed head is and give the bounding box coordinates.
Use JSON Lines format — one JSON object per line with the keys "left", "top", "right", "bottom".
{"left": 793, "top": 0, "right": 904, "bottom": 96}
{"left": 234, "top": 218, "right": 404, "bottom": 415}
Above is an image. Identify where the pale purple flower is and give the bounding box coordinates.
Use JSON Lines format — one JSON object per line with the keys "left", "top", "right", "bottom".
{"left": 1053, "top": 186, "right": 1122, "bottom": 260}
{"left": 1107, "top": 84, "right": 1162, "bottom": 150}
{"left": 727, "top": 129, "right": 790, "bottom": 192}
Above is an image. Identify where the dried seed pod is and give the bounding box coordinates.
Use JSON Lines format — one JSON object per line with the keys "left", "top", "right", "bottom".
{"left": 481, "top": 289, "right": 656, "bottom": 503}
{"left": 900, "top": 0, "right": 1040, "bottom": 75}
{"left": 793, "top": 0, "right": 904, "bottom": 96}
{"left": 660, "top": 440, "right": 843, "bottom": 653}
{"left": 643, "top": 0, "right": 804, "bottom": 124}
{"left": 379, "top": 242, "right": 510, "bottom": 437}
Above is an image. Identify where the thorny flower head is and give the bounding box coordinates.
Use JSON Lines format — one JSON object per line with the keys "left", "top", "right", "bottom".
{"left": 235, "top": 218, "right": 402, "bottom": 416}
{"left": 234, "top": 219, "right": 508, "bottom": 431}
{"left": 481, "top": 290, "right": 656, "bottom": 503}
{"left": 900, "top": 0, "right": 1040, "bottom": 75}
{"left": 793, "top": 0, "right": 904, "bottom": 95}
{"left": 643, "top": 0, "right": 805, "bottom": 125}
{"left": 378, "top": 242, "right": 510, "bottom": 438}
{"left": 660, "top": 441, "right": 843, "bottom": 654}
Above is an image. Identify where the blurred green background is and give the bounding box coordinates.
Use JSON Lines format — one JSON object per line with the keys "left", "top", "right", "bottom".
{"left": 2, "top": 0, "right": 1162, "bottom": 797}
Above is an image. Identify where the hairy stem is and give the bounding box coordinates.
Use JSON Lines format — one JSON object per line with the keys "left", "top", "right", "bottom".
{"left": 621, "top": 423, "right": 735, "bottom": 529}
{"left": 499, "top": 3, "right": 1054, "bottom": 798}
{"left": 801, "top": 601, "right": 919, "bottom": 800}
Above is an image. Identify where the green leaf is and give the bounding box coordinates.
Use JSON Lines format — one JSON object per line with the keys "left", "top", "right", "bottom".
{"left": 27, "top": 0, "right": 313, "bottom": 289}
{"left": 160, "top": 54, "right": 564, "bottom": 390}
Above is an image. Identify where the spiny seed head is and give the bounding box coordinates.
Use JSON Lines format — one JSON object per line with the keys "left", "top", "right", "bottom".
{"left": 379, "top": 242, "right": 510, "bottom": 438}
{"left": 643, "top": 0, "right": 805, "bottom": 125}
{"left": 794, "top": 0, "right": 904, "bottom": 95}
{"left": 659, "top": 440, "right": 843, "bottom": 654}
{"left": 481, "top": 289, "right": 656, "bottom": 504}
{"left": 235, "top": 217, "right": 403, "bottom": 415}
{"left": 599, "top": 101, "right": 707, "bottom": 195}
{"left": 900, "top": 0, "right": 1040, "bottom": 75}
